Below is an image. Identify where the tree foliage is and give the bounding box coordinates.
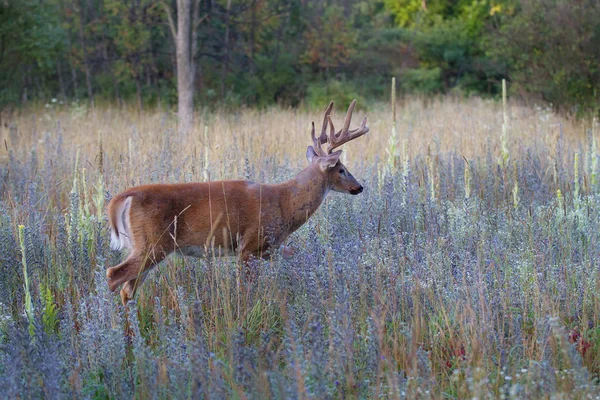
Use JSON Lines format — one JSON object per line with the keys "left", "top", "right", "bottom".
{"left": 0, "top": 0, "right": 65, "bottom": 107}
{"left": 0, "top": 0, "right": 598, "bottom": 114}
{"left": 491, "top": 0, "right": 600, "bottom": 114}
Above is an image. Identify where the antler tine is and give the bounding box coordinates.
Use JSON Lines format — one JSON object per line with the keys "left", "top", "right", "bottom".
{"left": 327, "top": 115, "right": 335, "bottom": 137}
{"left": 309, "top": 101, "right": 335, "bottom": 157}
{"left": 311, "top": 121, "right": 328, "bottom": 157}
{"left": 326, "top": 99, "right": 369, "bottom": 153}
{"left": 320, "top": 101, "right": 334, "bottom": 143}
{"left": 340, "top": 99, "right": 356, "bottom": 136}
{"left": 349, "top": 116, "right": 368, "bottom": 135}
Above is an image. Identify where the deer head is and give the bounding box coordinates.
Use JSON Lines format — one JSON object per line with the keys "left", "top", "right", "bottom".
{"left": 305, "top": 100, "right": 369, "bottom": 195}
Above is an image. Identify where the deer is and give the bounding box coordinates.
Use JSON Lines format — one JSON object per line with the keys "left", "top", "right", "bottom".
{"left": 106, "top": 100, "right": 369, "bottom": 305}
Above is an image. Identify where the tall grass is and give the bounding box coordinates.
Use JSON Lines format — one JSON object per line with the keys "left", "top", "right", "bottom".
{"left": 0, "top": 97, "right": 599, "bottom": 398}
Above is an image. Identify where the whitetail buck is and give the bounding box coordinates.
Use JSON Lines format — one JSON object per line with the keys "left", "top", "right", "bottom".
{"left": 106, "top": 100, "right": 368, "bottom": 305}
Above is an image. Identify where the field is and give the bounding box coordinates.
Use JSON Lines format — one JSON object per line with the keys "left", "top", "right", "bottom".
{"left": 1, "top": 97, "right": 599, "bottom": 398}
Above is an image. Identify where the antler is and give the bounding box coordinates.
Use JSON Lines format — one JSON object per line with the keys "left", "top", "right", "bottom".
{"left": 311, "top": 101, "right": 333, "bottom": 157}
{"left": 310, "top": 99, "right": 369, "bottom": 156}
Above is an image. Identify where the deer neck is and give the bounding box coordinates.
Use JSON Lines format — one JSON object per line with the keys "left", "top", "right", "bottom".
{"left": 283, "top": 163, "right": 330, "bottom": 232}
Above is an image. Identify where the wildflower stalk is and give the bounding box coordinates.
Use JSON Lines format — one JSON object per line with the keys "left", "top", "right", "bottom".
{"left": 592, "top": 118, "right": 598, "bottom": 187}
{"left": 402, "top": 139, "right": 409, "bottom": 206}
{"left": 500, "top": 79, "right": 510, "bottom": 167}
{"left": 464, "top": 158, "right": 471, "bottom": 201}
{"left": 97, "top": 130, "right": 104, "bottom": 176}
{"left": 128, "top": 137, "right": 133, "bottom": 169}
{"left": 203, "top": 125, "right": 210, "bottom": 181}
{"left": 95, "top": 132, "right": 105, "bottom": 221}
{"left": 557, "top": 188, "right": 564, "bottom": 212}
{"left": 73, "top": 149, "right": 80, "bottom": 193}
{"left": 40, "top": 283, "right": 58, "bottom": 335}
{"left": 512, "top": 161, "right": 519, "bottom": 209}
{"left": 19, "top": 225, "right": 34, "bottom": 337}
{"left": 387, "top": 77, "right": 399, "bottom": 172}
{"left": 128, "top": 137, "right": 134, "bottom": 185}
{"left": 574, "top": 153, "right": 580, "bottom": 209}
{"left": 81, "top": 167, "right": 88, "bottom": 219}
{"left": 427, "top": 147, "right": 436, "bottom": 202}
{"left": 65, "top": 151, "right": 80, "bottom": 247}
{"left": 79, "top": 167, "right": 94, "bottom": 248}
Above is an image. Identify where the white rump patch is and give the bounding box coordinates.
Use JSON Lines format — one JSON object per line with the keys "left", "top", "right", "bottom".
{"left": 110, "top": 196, "right": 133, "bottom": 251}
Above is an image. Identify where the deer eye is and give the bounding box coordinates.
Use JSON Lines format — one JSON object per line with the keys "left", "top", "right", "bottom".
{"left": 339, "top": 169, "right": 346, "bottom": 175}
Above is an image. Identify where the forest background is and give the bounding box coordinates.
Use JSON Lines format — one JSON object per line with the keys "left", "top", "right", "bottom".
{"left": 2, "top": 0, "right": 599, "bottom": 115}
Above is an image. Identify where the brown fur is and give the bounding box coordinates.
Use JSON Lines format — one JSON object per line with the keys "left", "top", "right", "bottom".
{"left": 106, "top": 159, "right": 364, "bottom": 305}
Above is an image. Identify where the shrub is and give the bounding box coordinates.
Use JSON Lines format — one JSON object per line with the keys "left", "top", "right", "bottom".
{"left": 490, "top": 0, "right": 600, "bottom": 115}
{"left": 306, "top": 79, "right": 365, "bottom": 110}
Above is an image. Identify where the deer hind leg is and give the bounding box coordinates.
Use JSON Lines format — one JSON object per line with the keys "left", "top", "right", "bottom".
{"left": 106, "top": 255, "right": 142, "bottom": 293}
{"left": 120, "top": 271, "right": 150, "bottom": 306}
{"left": 107, "top": 250, "right": 164, "bottom": 296}
{"left": 119, "top": 250, "right": 165, "bottom": 305}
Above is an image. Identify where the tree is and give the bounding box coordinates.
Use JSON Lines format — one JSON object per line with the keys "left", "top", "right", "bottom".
{"left": 383, "top": 0, "right": 508, "bottom": 96}
{"left": 105, "top": 0, "right": 162, "bottom": 110}
{"left": 0, "top": 0, "right": 65, "bottom": 110}
{"left": 164, "top": 0, "right": 203, "bottom": 135}
{"left": 301, "top": 5, "right": 356, "bottom": 76}
{"left": 491, "top": 0, "right": 600, "bottom": 114}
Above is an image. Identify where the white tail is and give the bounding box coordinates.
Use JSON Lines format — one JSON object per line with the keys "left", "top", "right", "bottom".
{"left": 109, "top": 195, "right": 133, "bottom": 251}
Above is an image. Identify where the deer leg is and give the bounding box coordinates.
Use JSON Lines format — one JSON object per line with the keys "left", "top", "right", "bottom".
{"left": 281, "top": 244, "right": 297, "bottom": 259}
{"left": 121, "top": 252, "right": 164, "bottom": 305}
{"left": 120, "top": 271, "right": 150, "bottom": 306}
{"left": 106, "top": 255, "right": 142, "bottom": 293}
{"left": 106, "top": 250, "right": 164, "bottom": 294}
{"left": 240, "top": 248, "right": 272, "bottom": 283}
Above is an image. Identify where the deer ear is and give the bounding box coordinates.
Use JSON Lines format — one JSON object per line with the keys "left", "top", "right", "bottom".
{"left": 306, "top": 146, "right": 317, "bottom": 163}
{"left": 317, "top": 150, "right": 342, "bottom": 171}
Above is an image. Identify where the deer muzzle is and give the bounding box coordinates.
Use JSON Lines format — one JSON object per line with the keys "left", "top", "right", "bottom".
{"left": 349, "top": 185, "right": 363, "bottom": 195}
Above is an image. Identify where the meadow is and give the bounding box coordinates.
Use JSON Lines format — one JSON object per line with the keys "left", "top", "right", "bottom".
{"left": 0, "top": 96, "right": 599, "bottom": 399}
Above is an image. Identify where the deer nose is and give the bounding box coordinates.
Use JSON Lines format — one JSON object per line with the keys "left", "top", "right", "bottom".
{"left": 350, "top": 185, "right": 363, "bottom": 195}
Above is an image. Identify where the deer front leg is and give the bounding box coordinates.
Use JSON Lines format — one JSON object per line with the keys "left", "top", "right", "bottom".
{"left": 281, "top": 243, "right": 297, "bottom": 259}
{"left": 239, "top": 244, "right": 272, "bottom": 285}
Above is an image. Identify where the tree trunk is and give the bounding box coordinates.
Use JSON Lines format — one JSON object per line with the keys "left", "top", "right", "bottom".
{"left": 56, "top": 58, "right": 67, "bottom": 100}
{"left": 197, "top": 61, "right": 205, "bottom": 102}
{"left": 165, "top": 0, "right": 202, "bottom": 135}
{"left": 249, "top": 0, "right": 256, "bottom": 75}
{"left": 136, "top": 75, "right": 143, "bottom": 111}
{"left": 70, "top": 62, "right": 78, "bottom": 97}
{"left": 78, "top": 0, "right": 94, "bottom": 107}
{"left": 220, "top": 0, "right": 232, "bottom": 100}
{"left": 150, "top": 49, "right": 161, "bottom": 107}
{"left": 113, "top": 74, "right": 122, "bottom": 108}
{"left": 177, "top": 0, "right": 194, "bottom": 135}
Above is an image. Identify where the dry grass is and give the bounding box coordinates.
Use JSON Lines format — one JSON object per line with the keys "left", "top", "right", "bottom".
{"left": 2, "top": 97, "right": 587, "bottom": 190}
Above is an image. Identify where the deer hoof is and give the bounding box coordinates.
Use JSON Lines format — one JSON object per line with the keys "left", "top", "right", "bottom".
{"left": 282, "top": 244, "right": 297, "bottom": 259}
